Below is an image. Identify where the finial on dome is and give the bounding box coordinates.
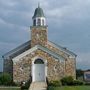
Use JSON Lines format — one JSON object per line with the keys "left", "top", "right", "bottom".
{"left": 38, "top": 2, "right": 40, "bottom": 8}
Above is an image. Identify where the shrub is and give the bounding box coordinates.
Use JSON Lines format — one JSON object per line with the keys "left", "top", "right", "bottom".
{"left": 84, "top": 82, "right": 90, "bottom": 85}
{"left": 61, "top": 76, "right": 84, "bottom": 86}
{"left": 73, "top": 80, "right": 84, "bottom": 85}
{"left": 0, "top": 74, "right": 3, "bottom": 85}
{"left": 21, "top": 79, "right": 32, "bottom": 89}
{"left": 0, "top": 80, "right": 2, "bottom": 85}
{"left": 0, "top": 73, "right": 12, "bottom": 85}
{"left": 48, "top": 80, "right": 61, "bottom": 87}
{"left": 11, "top": 82, "right": 18, "bottom": 86}
{"left": 61, "top": 76, "right": 74, "bottom": 85}
{"left": 76, "top": 69, "right": 83, "bottom": 79}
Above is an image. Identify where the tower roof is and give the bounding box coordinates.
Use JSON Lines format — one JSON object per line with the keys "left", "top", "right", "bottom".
{"left": 32, "top": 4, "right": 45, "bottom": 19}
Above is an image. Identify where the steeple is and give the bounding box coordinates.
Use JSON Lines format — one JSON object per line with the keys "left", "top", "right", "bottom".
{"left": 31, "top": 5, "right": 48, "bottom": 47}
{"left": 32, "top": 4, "right": 46, "bottom": 26}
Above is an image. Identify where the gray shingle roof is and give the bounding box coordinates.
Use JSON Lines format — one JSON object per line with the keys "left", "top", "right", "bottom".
{"left": 3, "top": 41, "right": 31, "bottom": 59}
{"left": 32, "top": 6, "right": 45, "bottom": 19}
{"left": 3, "top": 40, "right": 76, "bottom": 60}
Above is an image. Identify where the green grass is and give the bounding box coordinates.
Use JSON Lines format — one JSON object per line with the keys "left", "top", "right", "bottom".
{"left": 0, "top": 86, "right": 90, "bottom": 90}
{"left": 48, "top": 86, "right": 90, "bottom": 90}
{"left": 0, "top": 87, "right": 20, "bottom": 90}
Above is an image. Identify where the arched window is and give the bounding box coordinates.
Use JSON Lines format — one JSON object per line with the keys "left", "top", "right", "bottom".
{"left": 33, "top": 19, "right": 36, "bottom": 26}
{"left": 34, "top": 59, "right": 44, "bottom": 64}
{"left": 37, "top": 19, "right": 41, "bottom": 26}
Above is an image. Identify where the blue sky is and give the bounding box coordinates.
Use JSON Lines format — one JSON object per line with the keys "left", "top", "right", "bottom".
{"left": 0, "top": 0, "right": 90, "bottom": 72}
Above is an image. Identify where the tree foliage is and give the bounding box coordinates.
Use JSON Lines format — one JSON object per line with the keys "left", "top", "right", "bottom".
{"left": 0, "top": 73, "right": 12, "bottom": 85}
{"left": 76, "top": 69, "right": 83, "bottom": 79}
{"left": 61, "top": 76, "right": 74, "bottom": 85}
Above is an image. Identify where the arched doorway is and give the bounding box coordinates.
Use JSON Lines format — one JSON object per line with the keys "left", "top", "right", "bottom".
{"left": 32, "top": 58, "right": 46, "bottom": 82}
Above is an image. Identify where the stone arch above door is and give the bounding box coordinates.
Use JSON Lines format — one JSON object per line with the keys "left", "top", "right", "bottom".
{"left": 32, "top": 56, "right": 47, "bottom": 65}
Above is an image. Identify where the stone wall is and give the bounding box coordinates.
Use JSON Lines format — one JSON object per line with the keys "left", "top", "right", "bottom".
{"left": 65, "top": 58, "right": 76, "bottom": 79}
{"left": 46, "top": 43, "right": 76, "bottom": 79}
{"left": 31, "top": 26, "right": 47, "bottom": 47}
{"left": 13, "top": 49, "right": 65, "bottom": 83}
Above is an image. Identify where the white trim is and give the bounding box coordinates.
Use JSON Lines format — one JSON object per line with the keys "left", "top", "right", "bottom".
{"left": 48, "top": 41, "right": 76, "bottom": 58}
{"left": 33, "top": 17, "right": 46, "bottom": 26}
{"left": 12, "top": 45, "right": 65, "bottom": 63}
{"left": 12, "top": 46, "right": 38, "bottom": 62}
{"left": 32, "top": 56, "right": 47, "bottom": 65}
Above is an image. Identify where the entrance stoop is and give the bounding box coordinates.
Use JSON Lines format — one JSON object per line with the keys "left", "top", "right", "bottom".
{"left": 29, "top": 82, "right": 47, "bottom": 90}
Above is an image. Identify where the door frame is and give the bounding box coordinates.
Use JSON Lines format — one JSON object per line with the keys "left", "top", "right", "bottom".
{"left": 31, "top": 56, "right": 47, "bottom": 82}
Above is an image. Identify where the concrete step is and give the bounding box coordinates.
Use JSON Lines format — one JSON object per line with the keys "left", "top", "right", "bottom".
{"left": 29, "top": 82, "right": 47, "bottom": 90}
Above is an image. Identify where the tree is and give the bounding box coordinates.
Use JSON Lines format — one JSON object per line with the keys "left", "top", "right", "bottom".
{"left": 76, "top": 69, "right": 83, "bottom": 79}
{"left": 0, "top": 73, "right": 12, "bottom": 85}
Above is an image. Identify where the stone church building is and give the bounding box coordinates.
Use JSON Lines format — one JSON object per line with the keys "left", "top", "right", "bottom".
{"left": 3, "top": 5, "right": 76, "bottom": 84}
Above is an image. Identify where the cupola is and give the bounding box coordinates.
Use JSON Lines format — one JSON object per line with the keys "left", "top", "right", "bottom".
{"left": 32, "top": 4, "right": 46, "bottom": 26}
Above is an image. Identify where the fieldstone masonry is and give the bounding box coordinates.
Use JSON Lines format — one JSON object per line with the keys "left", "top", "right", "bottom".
{"left": 13, "top": 49, "right": 65, "bottom": 83}
{"left": 31, "top": 26, "right": 47, "bottom": 47}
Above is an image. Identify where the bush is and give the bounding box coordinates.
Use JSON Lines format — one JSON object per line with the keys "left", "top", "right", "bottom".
{"left": 48, "top": 80, "right": 61, "bottom": 87}
{"left": 76, "top": 69, "right": 83, "bottom": 79}
{"left": 11, "top": 82, "right": 18, "bottom": 86}
{"left": 0, "top": 73, "right": 12, "bottom": 86}
{"left": 21, "top": 79, "right": 32, "bottom": 89}
{"left": 61, "top": 76, "right": 73, "bottom": 85}
{"left": 84, "top": 82, "right": 90, "bottom": 85}
{"left": 61, "top": 76, "right": 84, "bottom": 86}
{"left": 0, "top": 80, "right": 2, "bottom": 85}
{"left": 73, "top": 80, "right": 84, "bottom": 85}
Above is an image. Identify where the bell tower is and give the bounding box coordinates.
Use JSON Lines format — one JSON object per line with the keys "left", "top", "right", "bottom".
{"left": 31, "top": 4, "right": 48, "bottom": 47}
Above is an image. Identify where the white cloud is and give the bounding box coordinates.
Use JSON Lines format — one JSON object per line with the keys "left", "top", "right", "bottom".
{"left": 45, "top": 0, "right": 90, "bottom": 21}
{"left": 77, "top": 52, "right": 90, "bottom": 69}
{"left": 0, "top": 18, "right": 6, "bottom": 24}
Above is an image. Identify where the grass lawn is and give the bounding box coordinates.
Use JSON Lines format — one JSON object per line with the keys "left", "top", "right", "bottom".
{"left": 48, "top": 86, "right": 90, "bottom": 90}
{"left": 0, "top": 87, "right": 20, "bottom": 90}
{"left": 0, "top": 86, "right": 90, "bottom": 90}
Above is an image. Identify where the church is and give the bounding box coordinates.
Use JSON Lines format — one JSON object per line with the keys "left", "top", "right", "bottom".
{"left": 3, "top": 5, "right": 76, "bottom": 84}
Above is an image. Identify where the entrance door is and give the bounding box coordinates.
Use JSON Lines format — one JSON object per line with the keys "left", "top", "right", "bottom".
{"left": 32, "top": 59, "right": 45, "bottom": 82}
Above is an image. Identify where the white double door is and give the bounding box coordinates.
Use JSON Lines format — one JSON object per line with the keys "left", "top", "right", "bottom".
{"left": 33, "top": 64, "right": 45, "bottom": 82}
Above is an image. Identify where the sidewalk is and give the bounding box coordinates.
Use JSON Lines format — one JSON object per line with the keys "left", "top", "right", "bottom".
{"left": 29, "top": 82, "right": 47, "bottom": 90}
